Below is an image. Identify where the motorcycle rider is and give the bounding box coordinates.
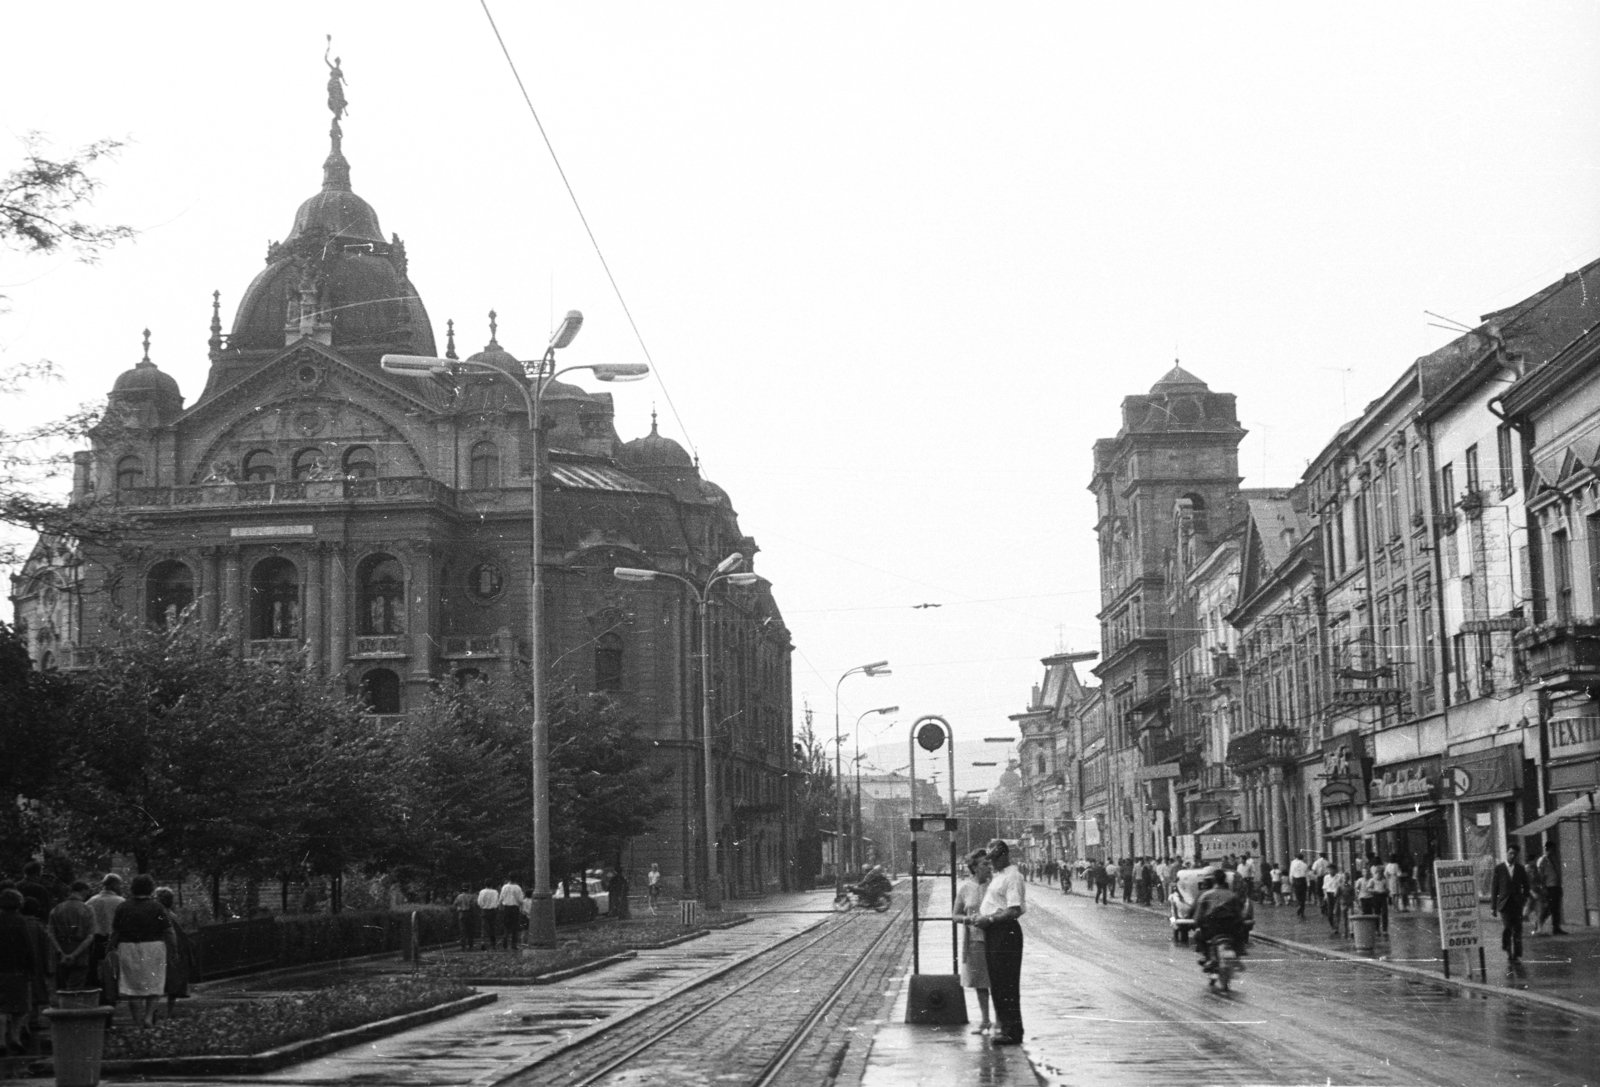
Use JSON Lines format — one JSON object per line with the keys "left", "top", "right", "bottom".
{"left": 850, "top": 864, "right": 893, "bottom": 906}
{"left": 1193, "top": 868, "right": 1248, "bottom": 973}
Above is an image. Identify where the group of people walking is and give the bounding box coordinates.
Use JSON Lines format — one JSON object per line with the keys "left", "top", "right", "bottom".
{"left": 0, "top": 865, "right": 195, "bottom": 1051}
{"left": 451, "top": 878, "right": 529, "bottom": 951}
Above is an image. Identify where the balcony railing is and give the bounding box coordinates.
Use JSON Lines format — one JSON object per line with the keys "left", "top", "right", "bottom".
{"left": 1225, "top": 727, "right": 1301, "bottom": 771}
{"left": 110, "top": 476, "right": 458, "bottom": 510}
{"left": 247, "top": 638, "right": 304, "bottom": 662}
{"left": 1515, "top": 621, "right": 1600, "bottom": 683}
{"left": 1198, "top": 762, "right": 1233, "bottom": 792}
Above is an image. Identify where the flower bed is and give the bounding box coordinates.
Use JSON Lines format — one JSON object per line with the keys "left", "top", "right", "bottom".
{"left": 102, "top": 976, "right": 476, "bottom": 1060}
{"left": 424, "top": 913, "right": 741, "bottom": 980}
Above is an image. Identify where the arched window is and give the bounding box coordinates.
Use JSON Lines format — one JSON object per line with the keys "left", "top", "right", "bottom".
{"left": 360, "top": 668, "right": 401, "bottom": 714}
{"left": 469, "top": 441, "right": 499, "bottom": 490}
{"left": 292, "top": 448, "right": 325, "bottom": 481}
{"left": 146, "top": 560, "right": 194, "bottom": 628}
{"left": 595, "top": 631, "right": 624, "bottom": 693}
{"left": 243, "top": 450, "right": 277, "bottom": 482}
{"left": 358, "top": 554, "right": 405, "bottom": 635}
{"left": 343, "top": 445, "right": 378, "bottom": 479}
{"left": 116, "top": 455, "right": 144, "bottom": 490}
{"left": 249, "top": 557, "right": 300, "bottom": 639}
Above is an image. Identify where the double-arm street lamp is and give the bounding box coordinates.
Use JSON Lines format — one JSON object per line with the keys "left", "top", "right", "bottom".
{"left": 852, "top": 705, "right": 897, "bottom": 870}
{"left": 613, "top": 553, "right": 760, "bottom": 910}
{"left": 382, "top": 311, "right": 648, "bottom": 946}
{"left": 834, "top": 661, "right": 890, "bottom": 895}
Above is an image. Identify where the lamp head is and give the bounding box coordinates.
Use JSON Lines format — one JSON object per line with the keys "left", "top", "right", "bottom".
{"left": 549, "top": 309, "right": 584, "bottom": 350}
{"left": 592, "top": 362, "right": 649, "bottom": 382}
{"left": 864, "top": 664, "right": 891, "bottom": 677}
{"left": 875, "top": 705, "right": 899, "bottom": 715}
{"left": 726, "top": 573, "right": 761, "bottom": 587}
{"left": 381, "top": 354, "right": 451, "bottom": 377}
{"left": 612, "top": 567, "right": 659, "bottom": 583}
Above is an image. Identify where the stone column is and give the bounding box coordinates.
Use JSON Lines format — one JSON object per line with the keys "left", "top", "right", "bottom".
{"left": 222, "top": 547, "right": 243, "bottom": 645}
{"left": 304, "top": 546, "right": 324, "bottom": 672}
{"left": 1267, "top": 770, "right": 1285, "bottom": 863}
{"left": 328, "top": 544, "right": 348, "bottom": 676}
{"left": 407, "top": 547, "right": 433, "bottom": 684}
{"left": 199, "top": 546, "right": 220, "bottom": 630}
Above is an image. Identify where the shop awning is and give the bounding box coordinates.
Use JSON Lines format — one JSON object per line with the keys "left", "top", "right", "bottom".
{"left": 1364, "top": 807, "right": 1438, "bottom": 834}
{"left": 1513, "top": 791, "right": 1598, "bottom": 837}
{"left": 1327, "top": 813, "right": 1387, "bottom": 839}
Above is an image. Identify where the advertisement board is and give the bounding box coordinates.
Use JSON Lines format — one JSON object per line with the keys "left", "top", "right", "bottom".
{"left": 1197, "top": 831, "right": 1262, "bottom": 861}
{"left": 1434, "top": 860, "right": 1481, "bottom": 951}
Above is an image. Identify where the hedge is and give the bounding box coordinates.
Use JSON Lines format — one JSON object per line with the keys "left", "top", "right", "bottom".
{"left": 553, "top": 896, "right": 599, "bottom": 926}
{"left": 194, "top": 908, "right": 455, "bottom": 978}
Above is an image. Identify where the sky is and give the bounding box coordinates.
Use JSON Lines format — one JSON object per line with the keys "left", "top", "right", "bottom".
{"left": 3, "top": 2, "right": 1598, "bottom": 799}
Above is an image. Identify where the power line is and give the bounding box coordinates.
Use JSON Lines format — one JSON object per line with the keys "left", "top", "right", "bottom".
{"left": 477, "top": 1, "right": 697, "bottom": 461}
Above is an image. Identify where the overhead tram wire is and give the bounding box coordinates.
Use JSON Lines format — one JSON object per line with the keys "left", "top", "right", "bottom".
{"left": 477, "top": 0, "right": 696, "bottom": 461}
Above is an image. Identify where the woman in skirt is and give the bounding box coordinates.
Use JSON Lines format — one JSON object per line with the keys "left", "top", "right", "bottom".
{"left": 109, "top": 875, "right": 170, "bottom": 1028}
{"left": 954, "top": 849, "right": 994, "bottom": 1033}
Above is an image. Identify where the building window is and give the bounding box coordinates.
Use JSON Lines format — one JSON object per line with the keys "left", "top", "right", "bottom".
{"left": 466, "top": 562, "right": 504, "bottom": 602}
{"left": 358, "top": 554, "right": 405, "bottom": 635}
{"left": 1439, "top": 463, "right": 1455, "bottom": 514}
{"left": 1332, "top": 504, "right": 1347, "bottom": 574}
{"left": 1372, "top": 477, "right": 1387, "bottom": 543}
{"left": 1410, "top": 445, "right": 1426, "bottom": 522}
{"left": 469, "top": 441, "right": 499, "bottom": 490}
{"left": 243, "top": 450, "right": 277, "bottom": 482}
{"left": 249, "top": 557, "right": 300, "bottom": 639}
{"left": 360, "top": 668, "right": 401, "bottom": 714}
{"left": 1552, "top": 529, "right": 1573, "bottom": 623}
{"left": 1497, "top": 425, "right": 1517, "bottom": 496}
{"left": 1587, "top": 513, "right": 1600, "bottom": 616}
{"left": 1352, "top": 494, "right": 1369, "bottom": 561}
{"left": 1465, "top": 445, "right": 1480, "bottom": 498}
{"left": 1387, "top": 461, "right": 1402, "bottom": 539}
{"left": 145, "top": 560, "right": 193, "bottom": 628}
{"left": 343, "top": 445, "right": 378, "bottom": 479}
{"left": 592, "top": 633, "right": 623, "bottom": 692}
{"left": 116, "top": 455, "right": 144, "bottom": 490}
{"left": 1416, "top": 578, "right": 1434, "bottom": 691}
{"left": 454, "top": 668, "right": 486, "bottom": 687}
{"left": 292, "top": 448, "right": 325, "bottom": 481}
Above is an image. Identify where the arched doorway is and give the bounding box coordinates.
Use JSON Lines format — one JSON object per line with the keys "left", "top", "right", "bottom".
{"left": 249, "top": 557, "right": 300, "bottom": 639}
{"left": 145, "top": 560, "right": 194, "bottom": 628}
{"left": 360, "top": 668, "right": 401, "bottom": 714}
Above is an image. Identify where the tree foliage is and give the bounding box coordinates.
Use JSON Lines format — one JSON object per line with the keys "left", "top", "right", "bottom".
{"left": 1, "top": 133, "right": 134, "bottom": 262}
{"left": 0, "top": 621, "right": 74, "bottom": 870}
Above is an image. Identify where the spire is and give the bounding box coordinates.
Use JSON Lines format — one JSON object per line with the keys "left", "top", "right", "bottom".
{"left": 208, "top": 290, "right": 223, "bottom": 360}
{"left": 650, "top": 406, "right": 659, "bottom": 435}
{"left": 140, "top": 328, "right": 152, "bottom": 366}
{"left": 322, "top": 37, "right": 352, "bottom": 192}
{"left": 445, "top": 318, "right": 458, "bottom": 360}
{"left": 486, "top": 309, "right": 499, "bottom": 348}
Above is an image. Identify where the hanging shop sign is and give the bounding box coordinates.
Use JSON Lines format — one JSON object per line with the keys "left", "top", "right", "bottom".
{"left": 1197, "top": 831, "right": 1262, "bottom": 861}
{"left": 1442, "top": 747, "right": 1522, "bottom": 801}
{"left": 1320, "top": 731, "right": 1369, "bottom": 807}
{"left": 1370, "top": 756, "right": 1441, "bottom": 806}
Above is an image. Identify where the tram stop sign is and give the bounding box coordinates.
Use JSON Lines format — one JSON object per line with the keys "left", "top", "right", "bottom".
{"left": 916, "top": 722, "right": 946, "bottom": 752}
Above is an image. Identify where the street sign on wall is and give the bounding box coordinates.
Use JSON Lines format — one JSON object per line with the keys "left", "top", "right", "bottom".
{"left": 1197, "top": 831, "right": 1262, "bottom": 861}
{"left": 1434, "top": 860, "right": 1481, "bottom": 951}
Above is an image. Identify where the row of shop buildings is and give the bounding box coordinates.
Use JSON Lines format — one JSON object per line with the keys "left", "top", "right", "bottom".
{"left": 1011, "top": 258, "right": 1600, "bottom": 926}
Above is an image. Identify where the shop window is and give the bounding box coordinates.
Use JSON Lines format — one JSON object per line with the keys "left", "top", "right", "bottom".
{"left": 360, "top": 668, "right": 401, "bottom": 714}
{"left": 249, "top": 557, "right": 300, "bottom": 639}
{"left": 595, "top": 632, "right": 624, "bottom": 692}
{"left": 145, "top": 560, "right": 194, "bottom": 628}
{"left": 243, "top": 450, "right": 277, "bottom": 482}
{"left": 358, "top": 554, "right": 405, "bottom": 635}
{"left": 116, "top": 455, "right": 144, "bottom": 490}
{"left": 469, "top": 441, "right": 499, "bottom": 489}
{"left": 343, "top": 445, "right": 378, "bottom": 479}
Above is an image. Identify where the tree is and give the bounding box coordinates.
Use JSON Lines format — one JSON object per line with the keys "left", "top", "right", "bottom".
{"left": 0, "top": 621, "right": 73, "bottom": 871}
{"left": 790, "top": 716, "right": 837, "bottom": 887}
{"left": 2, "top": 134, "right": 137, "bottom": 566}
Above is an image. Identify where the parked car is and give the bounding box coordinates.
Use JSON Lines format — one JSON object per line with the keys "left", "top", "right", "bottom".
{"left": 1169, "top": 866, "right": 1254, "bottom": 944}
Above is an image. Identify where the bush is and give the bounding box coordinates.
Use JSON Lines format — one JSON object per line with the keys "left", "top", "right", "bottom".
{"left": 103, "top": 976, "right": 474, "bottom": 1060}
{"left": 194, "top": 908, "right": 455, "bottom": 978}
{"left": 553, "top": 896, "right": 599, "bottom": 926}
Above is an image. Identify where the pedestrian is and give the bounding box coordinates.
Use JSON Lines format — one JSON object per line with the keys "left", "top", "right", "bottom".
{"left": 1384, "top": 855, "right": 1403, "bottom": 914}
{"left": 1309, "top": 851, "right": 1329, "bottom": 914}
{"left": 452, "top": 884, "right": 476, "bottom": 950}
{"left": 1135, "top": 858, "right": 1154, "bottom": 905}
{"left": 1538, "top": 844, "right": 1566, "bottom": 935}
{"left": 153, "top": 887, "right": 194, "bottom": 1020}
{"left": 608, "top": 869, "right": 631, "bottom": 919}
{"left": 1289, "top": 852, "right": 1310, "bottom": 918}
{"left": 16, "top": 863, "right": 53, "bottom": 919}
{"left": 498, "top": 876, "right": 526, "bottom": 952}
{"left": 647, "top": 863, "right": 662, "bottom": 914}
{"left": 1491, "top": 846, "right": 1531, "bottom": 964}
{"left": 47, "top": 881, "right": 96, "bottom": 992}
{"left": 954, "top": 848, "right": 993, "bottom": 1035}
{"left": 1238, "top": 853, "right": 1256, "bottom": 903}
{"left": 967, "top": 839, "right": 1025, "bottom": 1046}
{"left": 1355, "top": 865, "right": 1378, "bottom": 922}
{"left": 86, "top": 873, "right": 125, "bottom": 1005}
{"left": 110, "top": 874, "right": 170, "bottom": 1028}
{"left": 1323, "top": 862, "right": 1348, "bottom": 936}
{"left": 0, "top": 889, "right": 40, "bottom": 1055}
{"left": 1093, "top": 859, "right": 1110, "bottom": 905}
{"left": 476, "top": 881, "right": 501, "bottom": 950}
{"left": 1119, "top": 856, "right": 1133, "bottom": 902}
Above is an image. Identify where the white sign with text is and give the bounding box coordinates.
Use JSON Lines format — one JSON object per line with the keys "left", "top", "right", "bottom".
{"left": 1434, "top": 860, "right": 1481, "bottom": 951}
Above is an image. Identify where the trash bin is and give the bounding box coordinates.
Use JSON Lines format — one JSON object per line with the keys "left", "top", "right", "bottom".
{"left": 55, "top": 990, "right": 102, "bottom": 1010}
{"left": 680, "top": 900, "right": 699, "bottom": 926}
{"left": 43, "top": 1005, "right": 114, "bottom": 1087}
{"left": 1350, "top": 913, "right": 1379, "bottom": 952}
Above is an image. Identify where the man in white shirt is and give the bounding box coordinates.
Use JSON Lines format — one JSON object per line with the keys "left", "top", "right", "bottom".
{"left": 476, "top": 882, "right": 501, "bottom": 950}
{"left": 1288, "top": 852, "right": 1310, "bottom": 918}
{"left": 969, "top": 839, "right": 1027, "bottom": 1046}
{"left": 498, "top": 877, "right": 527, "bottom": 951}
{"left": 1310, "top": 852, "right": 1330, "bottom": 915}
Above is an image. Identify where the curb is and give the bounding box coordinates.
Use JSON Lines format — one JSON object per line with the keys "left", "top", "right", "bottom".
{"left": 1095, "top": 891, "right": 1600, "bottom": 1025}
{"left": 446, "top": 950, "right": 641, "bottom": 986}
{"left": 28, "top": 991, "right": 497, "bottom": 1078}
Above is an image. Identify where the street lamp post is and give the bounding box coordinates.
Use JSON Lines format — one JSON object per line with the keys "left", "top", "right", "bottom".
{"left": 613, "top": 554, "right": 760, "bottom": 910}
{"left": 834, "top": 661, "right": 889, "bottom": 896}
{"left": 382, "top": 316, "right": 647, "bottom": 947}
{"left": 852, "top": 706, "right": 897, "bottom": 870}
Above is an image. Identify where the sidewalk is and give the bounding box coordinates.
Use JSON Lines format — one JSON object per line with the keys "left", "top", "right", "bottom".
{"left": 1049, "top": 873, "right": 1600, "bottom": 1020}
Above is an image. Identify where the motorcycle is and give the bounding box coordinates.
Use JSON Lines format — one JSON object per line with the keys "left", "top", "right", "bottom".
{"left": 1205, "top": 938, "right": 1242, "bottom": 992}
{"left": 833, "top": 887, "right": 892, "bottom": 912}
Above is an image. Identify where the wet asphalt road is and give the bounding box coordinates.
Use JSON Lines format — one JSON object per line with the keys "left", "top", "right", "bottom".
{"left": 1017, "top": 889, "right": 1599, "bottom": 1087}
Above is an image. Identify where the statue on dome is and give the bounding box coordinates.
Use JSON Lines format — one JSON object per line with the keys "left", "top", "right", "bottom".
{"left": 325, "top": 37, "right": 348, "bottom": 122}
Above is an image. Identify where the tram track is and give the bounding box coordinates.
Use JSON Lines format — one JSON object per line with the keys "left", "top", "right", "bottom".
{"left": 492, "top": 891, "right": 914, "bottom": 1087}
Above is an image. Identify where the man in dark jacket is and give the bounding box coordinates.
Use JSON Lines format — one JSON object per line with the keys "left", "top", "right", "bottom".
{"left": 1492, "top": 845, "right": 1531, "bottom": 963}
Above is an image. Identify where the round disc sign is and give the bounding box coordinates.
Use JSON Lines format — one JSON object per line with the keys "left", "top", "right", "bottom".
{"left": 916, "top": 722, "right": 946, "bottom": 752}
